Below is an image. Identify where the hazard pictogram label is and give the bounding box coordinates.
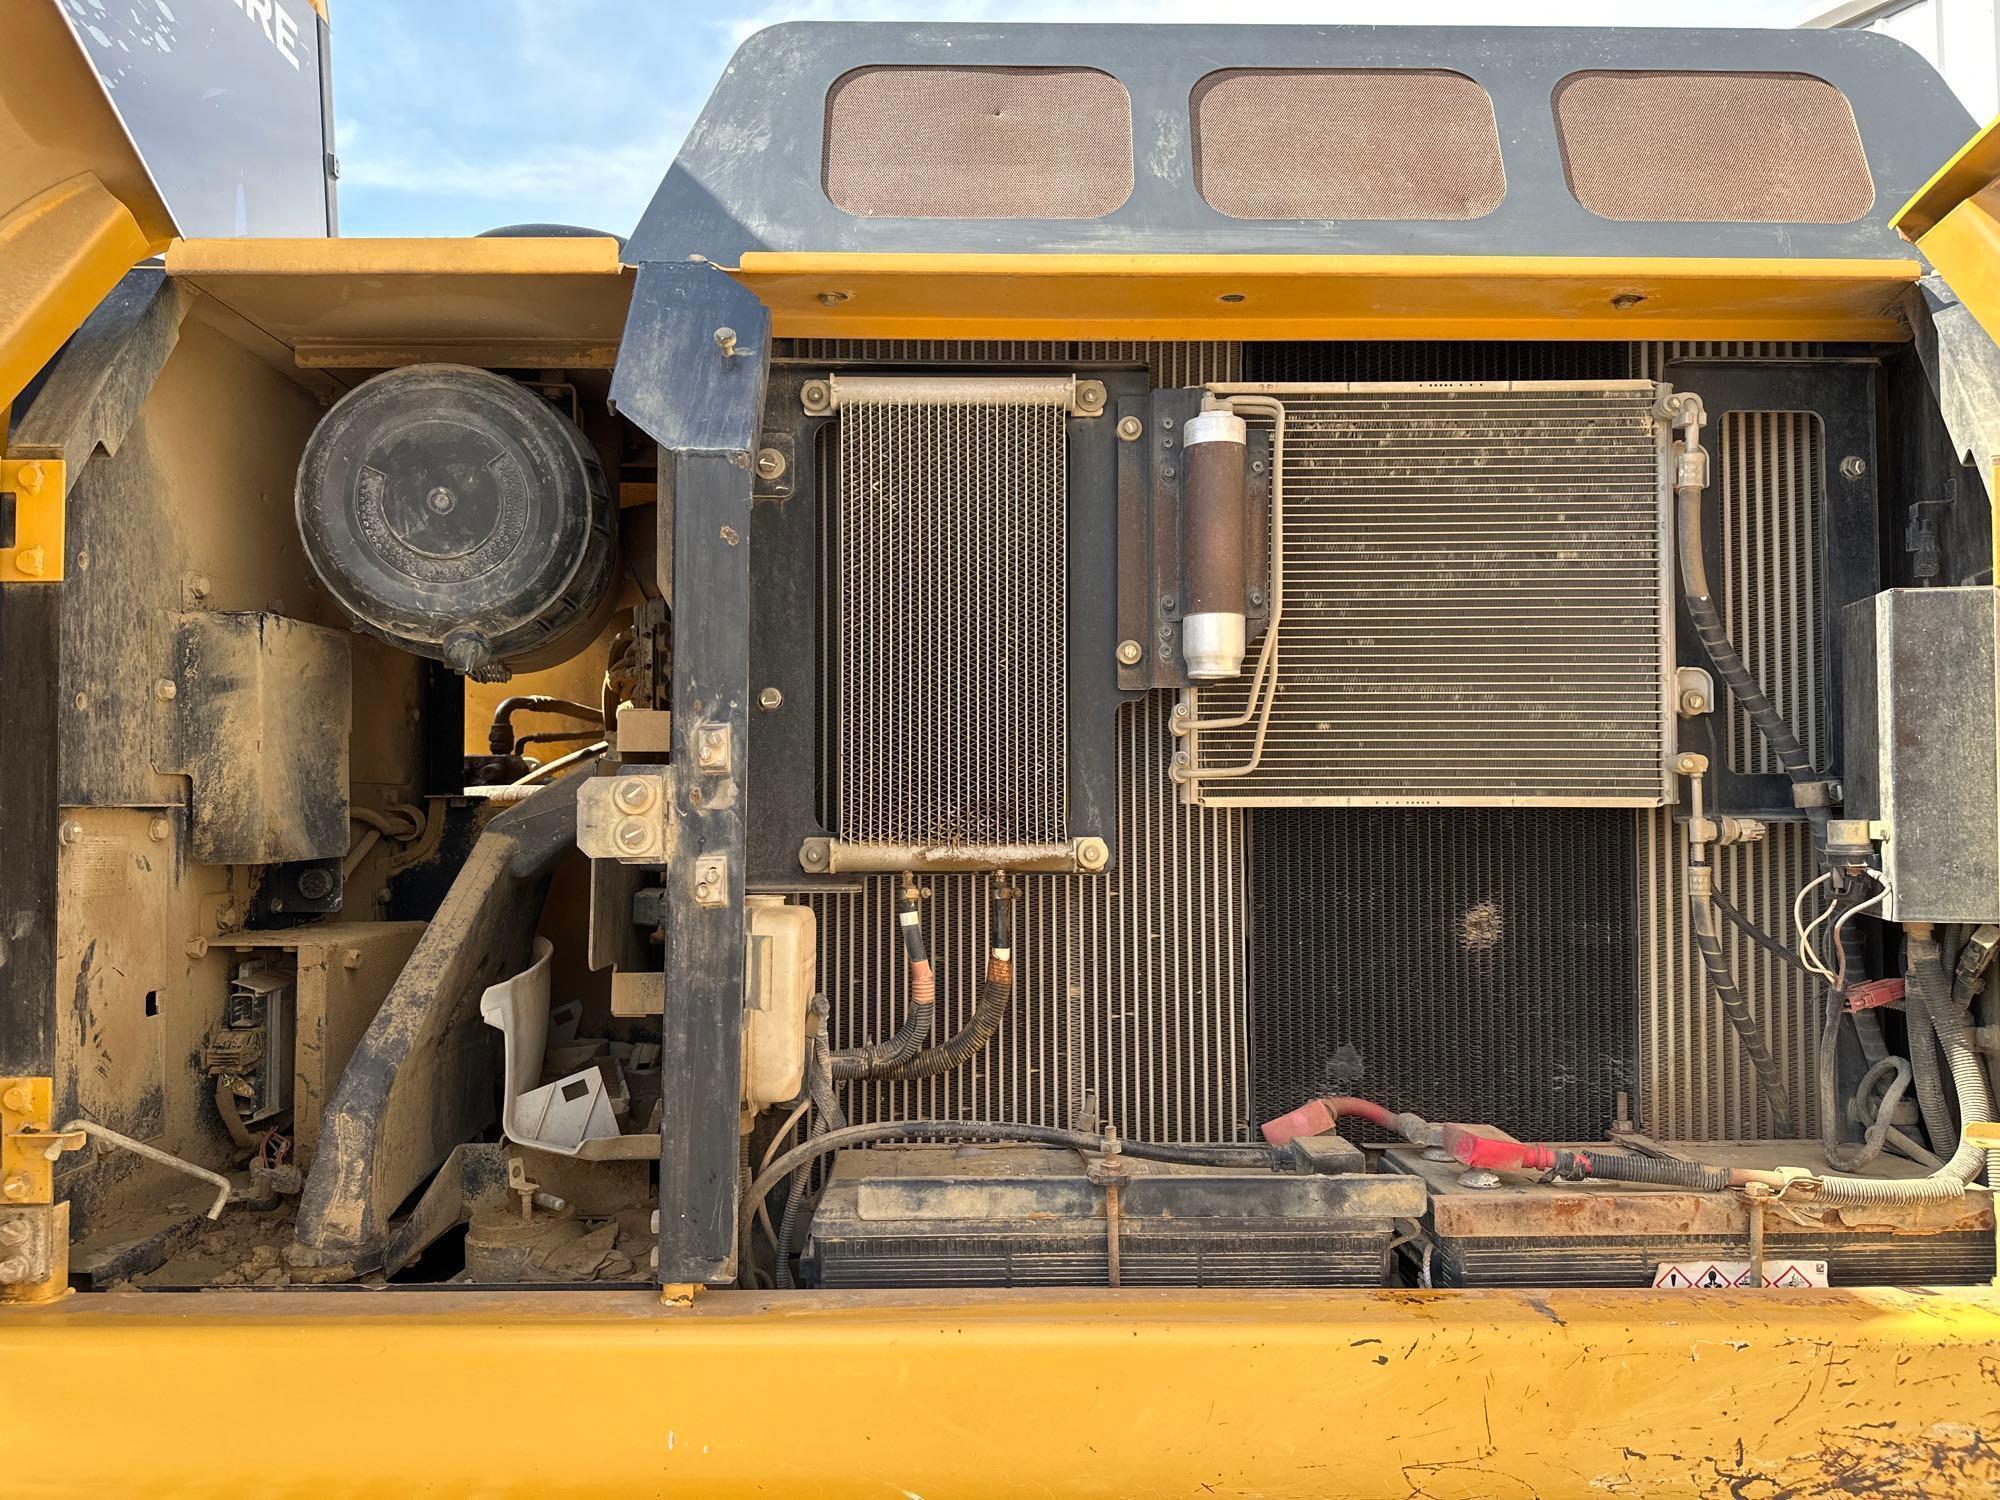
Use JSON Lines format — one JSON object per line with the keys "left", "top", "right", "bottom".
{"left": 1651, "top": 1259, "right": 1828, "bottom": 1289}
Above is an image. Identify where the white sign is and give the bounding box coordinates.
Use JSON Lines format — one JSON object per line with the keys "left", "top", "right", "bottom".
{"left": 1653, "top": 1260, "right": 1829, "bottom": 1289}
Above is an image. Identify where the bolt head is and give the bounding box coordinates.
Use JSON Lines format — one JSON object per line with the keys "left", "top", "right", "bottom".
{"left": 758, "top": 687, "right": 784, "bottom": 711}
{"left": 1679, "top": 691, "right": 1709, "bottom": 715}
{"left": 148, "top": 816, "right": 170, "bottom": 842}
{"left": 1840, "top": 455, "right": 1868, "bottom": 481}
{"left": 1116, "top": 640, "right": 1143, "bottom": 667}
{"left": 1116, "top": 416, "right": 1143, "bottom": 441}
{"left": 816, "top": 291, "right": 849, "bottom": 307}
{"left": 14, "top": 547, "right": 45, "bottom": 577}
{"left": 1676, "top": 754, "right": 1701, "bottom": 775}
{"left": 16, "top": 462, "right": 43, "bottom": 493}
{"left": 1076, "top": 838, "right": 1109, "bottom": 872}
{"left": 714, "top": 326, "right": 737, "bottom": 350}
{"left": 0, "top": 1219, "right": 28, "bottom": 1246}
{"left": 612, "top": 776, "right": 658, "bottom": 815}
{"left": 0, "top": 1086, "right": 28, "bottom": 1113}
{"left": 59, "top": 819, "right": 83, "bottom": 846}
{"left": 189, "top": 574, "right": 211, "bottom": 600}
{"left": 1, "top": 1175, "right": 30, "bottom": 1202}
{"left": 0, "top": 1255, "right": 30, "bottom": 1283}
{"left": 155, "top": 679, "right": 178, "bottom": 702}
{"left": 343, "top": 948, "right": 364, "bottom": 970}
{"left": 185, "top": 938, "right": 209, "bottom": 960}
{"left": 755, "top": 447, "right": 786, "bottom": 481}
{"left": 613, "top": 818, "right": 653, "bottom": 855}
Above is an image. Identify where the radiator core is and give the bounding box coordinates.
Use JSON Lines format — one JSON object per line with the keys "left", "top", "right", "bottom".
{"left": 1186, "top": 381, "right": 1676, "bottom": 808}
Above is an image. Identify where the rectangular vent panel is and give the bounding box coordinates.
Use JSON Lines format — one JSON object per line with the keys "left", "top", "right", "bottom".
{"left": 834, "top": 386, "right": 1068, "bottom": 848}
{"left": 1188, "top": 381, "right": 1674, "bottom": 807}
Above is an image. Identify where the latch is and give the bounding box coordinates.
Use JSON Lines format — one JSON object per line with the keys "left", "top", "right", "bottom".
{"left": 0, "top": 455, "right": 66, "bottom": 582}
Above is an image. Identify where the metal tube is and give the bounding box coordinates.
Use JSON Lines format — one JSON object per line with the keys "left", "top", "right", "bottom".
{"left": 50, "top": 1119, "right": 232, "bottom": 1220}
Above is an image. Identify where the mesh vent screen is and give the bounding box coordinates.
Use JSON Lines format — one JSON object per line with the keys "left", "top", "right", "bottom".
{"left": 1192, "top": 69, "right": 1504, "bottom": 220}
{"left": 834, "top": 391, "right": 1067, "bottom": 847}
{"left": 824, "top": 66, "right": 1133, "bottom": 219}
{"left": 1249, "top": 807, "right": 1637, "bottom": 1142}
{"left": 1554, "top": 71, "right": 1873, "bottom": 223}
{"left": 1247, "top": 342, "right": 1628, "bottom": 383}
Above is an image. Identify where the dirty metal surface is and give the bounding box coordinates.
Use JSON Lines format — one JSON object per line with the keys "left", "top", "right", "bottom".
{"left": 4, "top": 1285, "right": 1999, "bottom": 1497}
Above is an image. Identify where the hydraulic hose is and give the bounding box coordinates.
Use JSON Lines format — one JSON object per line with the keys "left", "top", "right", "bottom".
{"left": 1905, "top": 979, "right": 1957, "bottom": 1157}
{"left": 744, "top": 1120, "right": 1287, "bottom": 1235}
{"left": 1690, "top": 866, "right": 1796, "bottom": 1136}
{"left": 829, "top": 880, "right": 937, "bottom": 1080}
{"left": 865, "top": 883, "right": 1017, "bottom": 1083}
{"left": 1819, "top": 915, "right": 1915, "bottom": 1172}
{"left": 1670, "top": 396, "right": 1813, "bottom": 788}
{"left": 1813, "top": 932, "right": 1996, "bottom": 1205}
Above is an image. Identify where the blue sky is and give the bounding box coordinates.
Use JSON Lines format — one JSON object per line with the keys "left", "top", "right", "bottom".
{"left": 332, "top": 0, "right": 1815, "bottom": 239}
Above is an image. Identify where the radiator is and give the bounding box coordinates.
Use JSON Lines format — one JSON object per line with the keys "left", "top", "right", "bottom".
{"left": 830, "top": 378, "right": 1070, "bottom": 850}
{"left": 815, "top": 697, "right": 1252, "bottom": 1143}
{"left": 1247, "top": 806, "right": 1638, "bottom": 1143}
{"left": 1183, "top": 381, "right": 1677, "bottom": 808}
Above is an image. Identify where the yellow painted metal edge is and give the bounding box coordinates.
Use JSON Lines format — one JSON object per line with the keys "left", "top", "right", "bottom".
{"left": 165, "top": 235, "right": 628, "bottom": 278}
{"left": 0, "top": 176, "right": 163, "bottom": 417}
{"left": 4, "top": 1285, "right": 1998, "bottom": 1496}
{"left": 732, "top": 252, "right": 1922, "bottom": 342}
{"left": 1896, "top": 114, "right": 2000, "bottom": 241}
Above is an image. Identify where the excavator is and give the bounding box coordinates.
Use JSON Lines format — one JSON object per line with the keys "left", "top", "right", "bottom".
{"left": 4, "top": 2, "right": 2000, "bottom": 1493}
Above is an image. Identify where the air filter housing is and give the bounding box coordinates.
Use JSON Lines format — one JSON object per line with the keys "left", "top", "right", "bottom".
{"left": 1183, "top": 381, "right": 1676, "bottom": 807}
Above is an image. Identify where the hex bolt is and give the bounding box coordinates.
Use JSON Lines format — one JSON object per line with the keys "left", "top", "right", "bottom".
{"left": 1, "top": 1086, "right": 28, "bottom": 1113}
{"left": 755, "top": 448, "right": 787, "bottom": 482}
{"left": 613, "top": 818, "right": 653, "bottom": 856}
{"left": 1076, "top": 838, "right": 1110, "bottom": 872}
{"left": 343, "top": 948, "right": 364, "bottom": 970}
{"left": 14, "top": 548, "right": 45, "bottom": 577}
{"left": 713, "top": 327, "right": 738, "bottom": 358}
{"left": 1, "top": 1175, "right": 30, "bottom": 1202}
{"left": 1247, "top": 588, "right": 1265, "bottom": 608}
{"left": 1116, "top": 640, "right": 1143, "bottom": 666}
{"left": 188, "top": 574, "right": 211, "bottom": 600}
{"left": 59, "top": 820, "right": 82, "bottom": 846}
{"left": 816, "top": 291, "right": 850, "bottom": 307}
{"left": 612, "top": 777, "right": 658, "bottom": 815}
{"left": 1163, "top": 465, "right": 1176, "bottom": 480}
{"left": 1116, "top": 416, "right": 1143, "bottom": 442}
{"left": 0, "top": 1255, "right": 29, "bottom": 1283}
{"left": 697, "top": 729, "right": 727, "bottom": 769}
{"left": 0, "top": 1219, "right": 27, "bottom": 1247}
{"left": 758, "top": 687, "right": 784, "bottom": 711}
{"left": 16, "top": 462, "right": 43, "bottom": 493}
{"left": 1680, "top": 690, "right": 1710, "bottom": 715}
{"left": 802, "top": 842, "right": 827, "bottom": 869}
{"left": 802, "top": 380, "right": 831, "bottom": 412}
{"left": 155, "top": 679, "right": 177, "bottom": 702}
{"left": 1840, "top": 455, "right": 1868, "bottom": 481}
{"left": 1078, "top": 384, "right": 1104, "bottom": 409}
{"left": 215, "top": 904, "right": 240, "bottom": 932}
{"left": 1675, "top": 754, "right": 1703, "bottom": 775}
{"left": 148, "top": 816, "right": 170, "bottom": 842}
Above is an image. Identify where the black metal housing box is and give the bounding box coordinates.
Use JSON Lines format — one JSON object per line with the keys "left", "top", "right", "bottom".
{"left": 1843, "top": 586, "right": 2000, "bottom": 924}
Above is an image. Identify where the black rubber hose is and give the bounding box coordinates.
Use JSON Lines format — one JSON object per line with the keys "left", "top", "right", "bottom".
{"left": 830, "top": 889, "right": 936, "bottom": 1079}
{"left": 744, "top": 1121, "right": 1285, "bottom": 1235}
{"left": 867, "top": 887, "right": 1018, "bottom": 1083}
{"left": 1906, "top": 982, "right": 1957, "bottom": 1158}
{"left": 1691, "top": 889, "right": 1796, "bottom": 1136}
{"left": 486, "top": 694, "right": 603, "bottom": 756}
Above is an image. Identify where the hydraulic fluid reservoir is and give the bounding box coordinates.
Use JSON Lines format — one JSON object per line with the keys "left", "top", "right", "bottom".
{"left": 1181, "top": 408, "right": 1249, "bottom": 680}
{"left": 295, "top": 363, "right": 617, "bottom": 682}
